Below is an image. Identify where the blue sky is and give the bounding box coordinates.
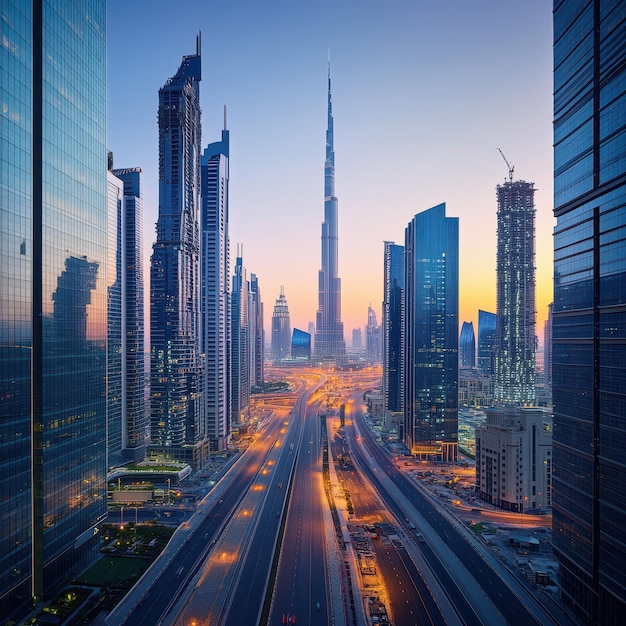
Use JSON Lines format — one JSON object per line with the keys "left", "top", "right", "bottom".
{"left": 107, "top": 0, "right": 554, "bottom": 343}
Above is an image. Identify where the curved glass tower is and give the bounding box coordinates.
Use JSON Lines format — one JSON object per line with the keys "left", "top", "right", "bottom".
{"left": 314, "top": 60, "right": 345, "bottom": 359}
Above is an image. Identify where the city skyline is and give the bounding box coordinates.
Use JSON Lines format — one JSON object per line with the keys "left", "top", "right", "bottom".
{"left": 107, "top": 1, "right": 554, "bottom": 341}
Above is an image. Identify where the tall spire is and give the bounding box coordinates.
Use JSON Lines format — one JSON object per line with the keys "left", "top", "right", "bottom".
{"left": 315, "top": 55, "right": 345, "bottom": 360}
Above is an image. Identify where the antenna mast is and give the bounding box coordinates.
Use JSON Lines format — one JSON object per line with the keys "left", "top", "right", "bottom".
{"left": 497, "top": 148, "right": 514, "bottom": 183}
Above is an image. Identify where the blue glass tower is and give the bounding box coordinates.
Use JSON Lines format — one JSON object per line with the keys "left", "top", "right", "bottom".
{"left": 315, "top": 59, "right": 346, "bottom": 359}
{"left": 231, "top": 253, "right": 250, "bottom": 425}
{"left": 200, "top": 124, "right": 230, "bottom": 451}
{"left": 477, "top": 309, "right": 497, "bottom": 375}
{"left": 459, "top": 321, "right": 476, "bottom": 369}
{"left": 150, "top": 37, "right": 207, "bottom": 468}
{"left": 404, "top": 204, "right": 459, "bottom": 462}
{"left": 383, "top": 242, "right": 405, "bottom": 419}
{"left": 0, "top": 1, "right": 107, "bottom": 617}
{"left": 552, "top": 1, "right": 626, "bottom": 623}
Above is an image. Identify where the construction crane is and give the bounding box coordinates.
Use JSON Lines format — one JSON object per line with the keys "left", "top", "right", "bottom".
{"left": 497, "top": 148, "right": 514, "bottom": 183}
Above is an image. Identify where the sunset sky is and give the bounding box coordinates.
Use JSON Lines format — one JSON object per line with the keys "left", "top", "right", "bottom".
{"left": 107, "top": 0, "right": 554, "bottom": 346}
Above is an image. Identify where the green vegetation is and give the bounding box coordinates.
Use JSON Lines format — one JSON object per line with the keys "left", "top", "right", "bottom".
{"left": 74, "top": 555, "right": 150, "bottom": 589}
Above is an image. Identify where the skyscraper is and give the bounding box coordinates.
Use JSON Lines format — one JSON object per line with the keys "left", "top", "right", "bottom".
{"left": 231, "top": 253, "right": 250, "bottom": 425}
{"left": 200, "top": 124, "right": 230, "bottom": 451}
{"left": 383, "top": 242, "right": 405, "bottom": 419}
{"left": 150, "top": 37, "right": 207, "bottom": 468}
{"left": 543, "top": 302, "right": 552, "bottom": 389}
{"left": 249, "top": 274, "right": 264, "bottom": 385}
{"left": 271, "top": 287, "right": 291, "bottom": 361}
{"left": 366, "top": 305, "right": 382, "bottom": 363}
{"left": 552, "top": 1, "right": 626, "bottom": 623}
{"left": 0, "top": 1, "right": 107, "bottom": 617}
{"left": 494, "top": 170, "right": 537, "bottom": 406}
{"left": 404, "top": 204, "right": 459, "bottom": 462}
{"left": 108, "top": 165, "right": 148, "bottom": 466}
{"left": 459, "top": 321, "right": 476, "bottom": 369}
{"left": 477, "top": 309, "right": 497, "bottom": 375}
{"left": 314, "top": 60, "right": 345, "bottom": 359}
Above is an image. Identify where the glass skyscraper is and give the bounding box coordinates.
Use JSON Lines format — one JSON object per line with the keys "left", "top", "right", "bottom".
{"left": 150, "top": 37, "right": 207, "bottom": 468}
{"left": 0, "top": 1, "right": 107, "bottom": 617}
{"left": 459, "top": 321, "right": 476, "bottom": 369}
{"left": 403, "top": 204, "right": 459, "bottom": 462}
{"left": 200, "top": 126, "right": 230, "bottom": 451}
{"left": 110, "top": 166, "right": 147, "bottom": 464}
{"left": 231, "top": 254, "right": 250, "bottom": 425}
{"left": 477, "top": 309, "right": 497, "bottom": 375}
{"left": 552, "top": 1, "right": 626, "bottom": 623}
{"left": 383, "top": 242, "right": 405, "bottom": 422}
{"left": 271, "top": 287, "right": 291, "bottom": 361}
{"left": 494, "top": 177, "right": 537, "bottom": 406}
{"left": 315, "top": 60, "right": 345, "bottom": 359}
{"left": 249, "top": 274, "right": 264, "bottom": 386}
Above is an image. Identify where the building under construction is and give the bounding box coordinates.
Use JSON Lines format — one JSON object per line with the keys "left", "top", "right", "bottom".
{"left": 494, "top": 155, "right": 536, "bottom": 406}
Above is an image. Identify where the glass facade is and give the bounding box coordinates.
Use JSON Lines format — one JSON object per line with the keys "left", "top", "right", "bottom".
{"left": 0, "top": 0, "right": 107, "bottom": 616}
{"left": 291, "top": 328, "right": 311, "bottom": 360}
{"left": 383, "top": 242, "right": 404, "bottom": 416}
{"left": 231, "top": 255, "right": 250, "bottom": 425}
{"left": 477, "top": 309, "right": 496, "bottom": 374}
{"left": 494, "top": 179, "right": 537, "bottom": 406}
{"left": 459, "top": 321, "right": 476, "bottom": 369}
{"left": 271, "top": 287, "right": 291, "bottom": 361}
{"left": 200, "top": 130, "right": 230, "bottom": 451}
{"left": 404, "top": 204, "right": 459, "bottom": 462}
{"left": 552, "top": 2, "right": 626, "bottom": 623}
{"left": 150, "top": 38, "right": 207, "bottom": 468}
{"left": 249, "top": 274, "right": 264, "bottom": 385}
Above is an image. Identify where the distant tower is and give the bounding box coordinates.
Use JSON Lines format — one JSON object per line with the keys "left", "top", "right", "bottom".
{"left": 543, "top": 303, "right": 552, "bottom": 389}
{"left": 271, "top": 287, "right": 291, "bottom": 361}
{"left": 314, "top": 58, "right": 345, "bottom": 359}
{"left": 494, "top": 152, "right": 536, "bottom": 406}
{"left": 352, "top": 328, "right": 362, "bottom": 350}
{"left": 200, "top": 119, "right": 230, "bottom": 451}
{"left": 459, "top": 321, "right": 476, "bottom": 369}
{"left": 404, "top": 204, "right": 459, "bottom": 462}
{"left": 109, "top": 165, "right": 148, "bottom": 465}
{"left": 231, "top": 251, "right": 250, "bottom": 425}
{"left": 366, "top": 305, "right": 382, "bottom": 363}
{"left": 477, "top": 310, "right": 497, "bottom": 375}
{"left": 150, "top": 37, "right": 207, "bottom": 468}
{"left": 383, "top": 242, "right": 405, "bottom": 418}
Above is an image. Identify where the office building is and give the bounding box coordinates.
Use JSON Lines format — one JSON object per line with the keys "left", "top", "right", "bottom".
{"left": 150, "top": 37, "right": 207, "bottom": 468}
{"left": 231, "top": 253, "right": 250, "bottom": 425}
{"left": 200, "top": 125, "right": 230, "bottom": 451}
{"left": 383, "top": 242, "right": 405, "bottom": 419}
{"left": 109, "top": 166, "right": 148, "bottom": 465}
{"left": 366, "top": 306, "right": 382, "bottom": 363}
{"left": 477, "top": 309, "right": 497, "bottom": 375}
{"left": 352, "top": 327, "right": 362, "bottom": 350}
{"left": 494, "top": 172, "right": 537, "bottom": 406}
{"left": 460, "top": 321, "right": 476, "bottom": 369}
{"left": 552, "top": 1, "right": 626, "bottom": 623}
{"left": 475, "top": 407, "right": 552, "bottom": 512}
{"left": 249, "top": 274, "right": 264, "bottom": 386}
{"left": 271, "top": 287, "right": 291, "bottom": 361}
{"left": 0, "top": 1, "right": 107, "bottom": 617}
{"left": 543, "top": 303, "right": 552, "bottom": 389}
{"left": 291, "top": 329, "right": 312, "bottom": 360}
{"left": 404, "top": 204, "right": 459, "bottom": 461}
{"left": 314, "top": 60, "right": 345, "bottom": 359}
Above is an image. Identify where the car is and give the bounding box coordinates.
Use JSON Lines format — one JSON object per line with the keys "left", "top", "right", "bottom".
{"left": 316, "top": 601, "right": 321, "bottom": 612}
{"left": 278, "top": 482, "right": 283, "bottom": 489}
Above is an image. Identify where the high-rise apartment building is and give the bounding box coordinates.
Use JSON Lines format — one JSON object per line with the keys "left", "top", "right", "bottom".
{"left": 150, "top": 38, "right": 207, "bottom": 468}
{"left": 200, "top": 125, "right": 230, "bottom": 451}
{"left": 231, "top": 253, "right": 250, "bottom": 425}
{"left": 0, "top": 1, "right": 107, "bottom": 617}
{"left": 552, "top": 1, "right": 626, "bottom": 623}
{"left": 249, "top": 274, "right": 264, "bottom": 385}
{"left": 271, "top": 287, "right": 291, "bottom": 361}
{"left": 315, "top": 61, "right": 345, "bottom": 359}
{"left": 477, "top": 309, "right": 497, "bottom": 375}
{"left": 352, "top": 328, "right": 362, "bottom": 350}
{"left": 108, "top": 165, "right": 148, "bottom": 465}
{"left": 543, "top": 303, "right": 553, "bottom": 389}
{"left": 494, "top": 174, "right": 537, "bottom": 406}
{"left": 460, "top": 321, "right": 476, "bottom": 369}
{"left": 404, "top": 204, "right": 459, "bottom": 462}
{"left": 383, "top": 242, "right": 405, "bottom": 421}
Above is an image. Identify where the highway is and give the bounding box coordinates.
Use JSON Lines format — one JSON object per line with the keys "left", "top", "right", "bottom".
{"left": 347, "top": 400, "right": 557, "bottom": 626}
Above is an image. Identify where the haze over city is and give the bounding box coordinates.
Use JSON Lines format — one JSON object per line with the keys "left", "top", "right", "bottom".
{"left": 107, "top": 0, "right": 555, "bottom": 339}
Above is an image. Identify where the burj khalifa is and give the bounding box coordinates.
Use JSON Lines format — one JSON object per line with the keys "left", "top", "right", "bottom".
{"left": 314, "top": 60, "right": 346, "bottom": 359}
